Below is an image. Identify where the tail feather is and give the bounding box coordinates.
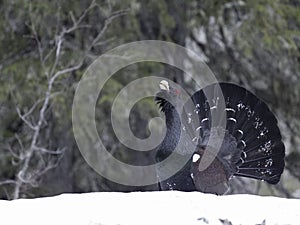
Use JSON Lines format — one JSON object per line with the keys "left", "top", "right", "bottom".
{"left": 182, "top": 82, "right": 285, "bottom": 184}
{"left": 234, "top": 172, "right": 281, "bottom": 184}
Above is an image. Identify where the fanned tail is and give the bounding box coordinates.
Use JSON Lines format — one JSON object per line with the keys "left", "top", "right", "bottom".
{"left": 183, "top": 82, "right": 285, "bottom": 184}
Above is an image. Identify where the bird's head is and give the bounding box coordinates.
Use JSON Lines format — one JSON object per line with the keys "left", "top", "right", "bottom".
{"left": 155, "top": 80, "right": 182, "bottom": 113}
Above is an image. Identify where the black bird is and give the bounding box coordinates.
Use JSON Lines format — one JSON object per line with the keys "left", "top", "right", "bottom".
{"left": 155, "top": 80, "right": 285, "bottom": 195}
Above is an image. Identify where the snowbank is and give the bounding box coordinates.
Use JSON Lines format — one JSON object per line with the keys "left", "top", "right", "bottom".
{"left": 0, "top": 191, "right": 299, "bottom": 225}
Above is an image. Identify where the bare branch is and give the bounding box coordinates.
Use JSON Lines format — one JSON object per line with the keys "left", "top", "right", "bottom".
{"left": 65, "top": 0, "right": 97, "bottom": 34}
{"left": 51, "top": 62, "right": 83, "bottom": 83}
{"left": 22, "top": 91, "right": 62, "bottom": 120}
{"left": 5, "top": 144, "right": 22, "bottom": 160}
{"left": 17, "top": 171, "right": 31, "bottom": 184}
{"left": 0, "top": 180, "right": 16, "bottom": 186}
{"left": 15, "top": 133, "right": 25, "bottom": 151}
{"left": 43, "top": 47, "right": 55, "bottom": 65}
{"left": 28, "top": 1, "right": 46, "bottom": 71}
{"left": 9, "top": 0, "right": 123, "bottom": 199}
{"left": 11, "top": 2, "right": 89, "bottom": 198}
{"left": 7, "top": 148, "right": 21, "bottom": 161}
{"left": 69, "top": 11, "right": 77, "bottom": 25}
{"left": 91, "top": 37, "right": 116, "bottom": 47}
{"left": 22, "top": 99, "right": 43, "bottom": 119}
{"left": 223, "top": 0, "right": 245, "bottom": 9}
{"left": 33, "top": 146, "right": 66, "bottom": 155}
{"left": 90, "top": 9, "right": 129, "bottom": 48}
{"left": 49, "top": 35, "right": 63, "bottom": 79}
{"left": 16, "top": 107, "right": 37, "bottom": 130}
{"left": 35, "top": 154, "right": 64, "bottom": 178}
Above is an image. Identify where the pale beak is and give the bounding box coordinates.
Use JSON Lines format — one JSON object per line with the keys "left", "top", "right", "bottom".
{"left": 159, "top": 80, "right": 169, "bottom": 91}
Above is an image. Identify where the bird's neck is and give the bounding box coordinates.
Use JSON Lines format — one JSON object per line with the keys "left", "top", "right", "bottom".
{"left": 165, "top": 107, "right": 181, "bottom": 131}
{"left": 157, "top": 106, "right": 182, "bottom": 159}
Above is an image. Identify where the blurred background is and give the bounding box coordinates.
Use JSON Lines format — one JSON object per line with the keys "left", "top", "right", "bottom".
{"left": 0, "top": 0, "right": 299, "bottom": 199}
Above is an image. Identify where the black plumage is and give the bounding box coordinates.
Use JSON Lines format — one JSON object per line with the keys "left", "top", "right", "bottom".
{"left": 155, "top": 80, "right": 285, "bottom": 195}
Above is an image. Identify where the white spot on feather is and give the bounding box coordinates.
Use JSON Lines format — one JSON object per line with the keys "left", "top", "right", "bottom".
{"left": 201, "top": 118, "right": 208, "bottom": 123}
{"left": 192, "top": 154, "right": 201, "bottom": 163}
{"left": 228, "top": 118, "right": 236, "bottom": 123}
{"left": 225, "top": 108, "right": 236, "bottom": 112}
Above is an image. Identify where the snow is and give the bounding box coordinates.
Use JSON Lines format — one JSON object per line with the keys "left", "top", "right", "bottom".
{"left": 0, "top": 191, "right": 299, "bottom": 225}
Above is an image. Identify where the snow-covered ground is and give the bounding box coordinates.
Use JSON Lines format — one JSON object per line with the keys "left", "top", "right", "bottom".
{"left": 0, "top": 191, "right": 299, "bottom": 225}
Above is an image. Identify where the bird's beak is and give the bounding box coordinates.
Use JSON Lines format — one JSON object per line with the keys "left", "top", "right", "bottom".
{"left": 159, "top": 80, "right": 170, "bottom": 91}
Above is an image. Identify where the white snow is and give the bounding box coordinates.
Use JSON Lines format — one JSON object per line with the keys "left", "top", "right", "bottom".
{"left": 0, "top": 191, "right": 299, "bottom": 225}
